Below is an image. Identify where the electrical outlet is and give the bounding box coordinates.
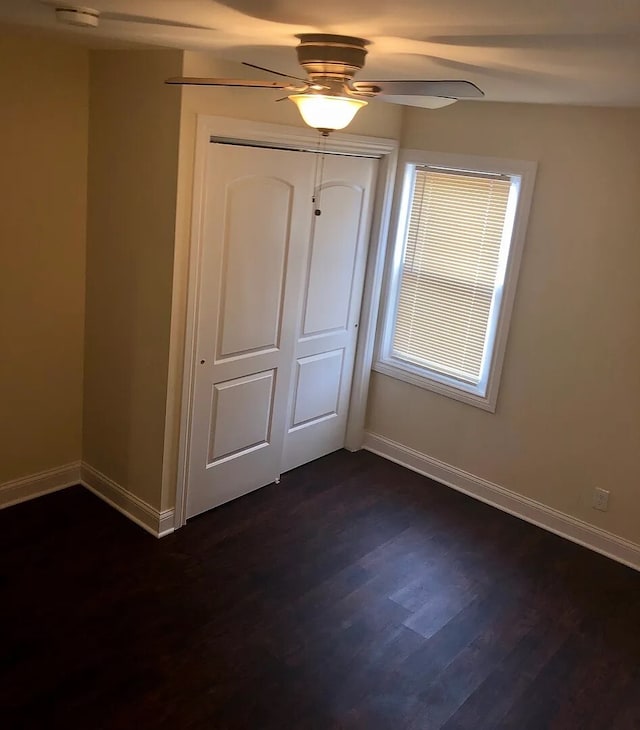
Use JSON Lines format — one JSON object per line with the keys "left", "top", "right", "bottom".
{"left": 592, "top": 487, "right": 610, "bottom": 512}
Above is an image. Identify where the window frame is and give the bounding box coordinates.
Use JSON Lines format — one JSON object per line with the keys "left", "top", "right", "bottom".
{"left": 374, "top": 149, "right": 537, "bottom": 412}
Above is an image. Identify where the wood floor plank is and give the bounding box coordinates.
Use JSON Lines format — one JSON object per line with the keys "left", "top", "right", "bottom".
{"left": 439, "top": 620, "right": 569, "bottom": 729}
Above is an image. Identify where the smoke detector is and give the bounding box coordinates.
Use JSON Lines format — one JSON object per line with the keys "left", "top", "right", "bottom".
{"left": 55, "top": 6, "right": 99, "bottom": 28}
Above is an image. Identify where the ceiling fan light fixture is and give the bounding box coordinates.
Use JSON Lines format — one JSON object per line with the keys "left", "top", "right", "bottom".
{"left": 289, "top": 94, "right": 367, "bottom": 132}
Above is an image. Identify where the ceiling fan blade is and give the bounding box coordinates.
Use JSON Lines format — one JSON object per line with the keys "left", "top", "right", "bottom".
{"left": 165, "top": 77, "right": 291, "bottom": 89}
{"left": 424, "top": 33, "right": 636, "bottom": 50}
{"left": 102, "top": 12, "right": 215, "bottom": 30}
{"left": 242, "top": 62, "right": 309, "bottom": 84}
{"left": 353, "top": 80, "right": 484, "bottom": 98}
{"left": 376, "top": 96, "right": 458, "bottom": 109}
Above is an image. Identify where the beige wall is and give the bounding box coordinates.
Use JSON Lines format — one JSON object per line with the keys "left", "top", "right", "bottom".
{"left": 84, "top": 50, "right": 182, "bottom": 510}
{"left": 368, "top": 102, "right": 640, "bottom": 544}
{"left": 159, "top": 51, "right": 403, "bottom": 511}
{"left": 0, "top": 31, "right": 88, "bottom": 483}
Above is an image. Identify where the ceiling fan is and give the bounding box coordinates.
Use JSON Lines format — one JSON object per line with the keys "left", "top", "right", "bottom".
{"left": 166, "top": 34, "right": 484, "bottom": 133}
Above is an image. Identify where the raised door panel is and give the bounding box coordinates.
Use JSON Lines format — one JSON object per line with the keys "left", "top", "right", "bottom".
{"left": 302, "top": 183, "right": 365, "bottom": 337}
{"left": 291, "top": 349, "right": 344, "bottom": 429}
{"left": 218, "top": 177, "right": 293, "bottom": 359}
{"left": 209, "top": 370, "right": 275, "bottom": 464}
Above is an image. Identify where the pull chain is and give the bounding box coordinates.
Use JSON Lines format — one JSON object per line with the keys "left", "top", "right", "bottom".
{"left": 312, "top": 130, "right": 329, "bottom": 216}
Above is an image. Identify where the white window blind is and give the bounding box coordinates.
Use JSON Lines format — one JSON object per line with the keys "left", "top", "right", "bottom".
{"left": 392, "top": 166, "right": 512, "bottom": 383}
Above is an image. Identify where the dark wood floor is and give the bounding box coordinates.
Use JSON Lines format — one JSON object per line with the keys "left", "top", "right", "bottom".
{"left": 1, "top": 450, "right": 639, "bottom": 729}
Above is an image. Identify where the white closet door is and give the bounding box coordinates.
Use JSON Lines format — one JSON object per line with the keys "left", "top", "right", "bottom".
{"left": 187, "top": 144, "right": 378, "bottom": 518}
{"left": 187, "top": 144, "right": 313, "bottom": 518}
{"left": 281, "top": 154, "right": 378, "bottom": 473}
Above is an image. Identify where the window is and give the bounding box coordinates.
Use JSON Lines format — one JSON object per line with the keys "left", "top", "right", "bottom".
{"left": 376, "top": 150, "right": 536, "bottom": 411}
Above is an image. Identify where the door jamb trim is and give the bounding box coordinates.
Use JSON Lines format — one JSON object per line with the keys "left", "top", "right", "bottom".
{"left": 173, "top": 115, "right": 398, "bottom": 528}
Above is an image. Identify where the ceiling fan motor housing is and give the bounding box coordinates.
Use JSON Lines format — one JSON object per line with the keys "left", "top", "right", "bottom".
{"left": 295, "top": 34, "right": 369, "bottom": 90}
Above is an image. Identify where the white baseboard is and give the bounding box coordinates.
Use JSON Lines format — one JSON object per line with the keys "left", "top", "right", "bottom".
{"left": 0, "top": 461, "right": 175, "bottom": 538}
{"left": 81, "top": 463, "right": 175, "bottom": 538}
{"left": 0, "top": 462, "right": 81, "bottom": 509}
{"left": 363, "top": 432, "right": 640, "bottom": 573}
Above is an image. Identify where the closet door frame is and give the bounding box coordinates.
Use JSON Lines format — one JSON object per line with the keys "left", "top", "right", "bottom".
{"left": 173, "top": 115, "right": 398, "bottom": 529}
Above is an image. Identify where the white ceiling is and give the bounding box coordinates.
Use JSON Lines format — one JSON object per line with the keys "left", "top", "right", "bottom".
{"left": 2, "top": 0, "right": 640, "bottom": 106}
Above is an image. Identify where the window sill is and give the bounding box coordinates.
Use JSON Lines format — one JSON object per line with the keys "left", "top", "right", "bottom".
{"left": 372, "top": 359, "right": 498, "bottom": 412}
